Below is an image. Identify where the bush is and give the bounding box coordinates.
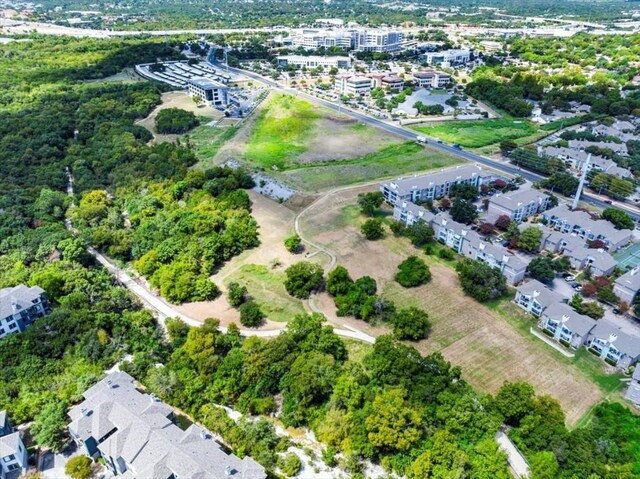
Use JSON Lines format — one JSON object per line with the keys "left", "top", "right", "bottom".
{"left": 284, "top": 234, "right": 303, "bottom": 253}
{"left": 239, "top": 301, "right": 265, "bottom": 327}
{"left": 227, "top": 282, "right": 247, "bottom": 308}
{"left": 391, "top": 307, "right": 431, "bottom": 340}
{"left": 155, "top": 108, "right": 200, "bottom": 134}
{"left": 395, "top": 256, "right": 431, "bottom": 287}
{"left": 284, "top": 261, "right": 324, "bottom": 298}
{"left": 361, "top": 218, "right": 384, "bottom": 240}
{"left": 278, "top": 452, "right": 302, "bottom": 477}
{"left": 65, "top": 456, "right": 93, "bottom": 479}
{"left": 438, "top": 247, "right": 456, "bottom": 261}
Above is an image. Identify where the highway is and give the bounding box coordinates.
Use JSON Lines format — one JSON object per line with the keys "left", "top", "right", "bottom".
{"left": 208, "top": 51, "right": 640, "bottom": 220}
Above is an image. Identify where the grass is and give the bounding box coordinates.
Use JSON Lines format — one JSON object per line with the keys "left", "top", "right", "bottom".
{"left": 410, "top": 119, "right": 543, "bottom": 149}
{"left": 225, "top": 264, "right": 306, "bottom": 323}
{"left": 281, "top": 142, "right": 464, "bottom": 193}
{"left": 189, "top": 125, "right": 239, "bottom": 168}
{"left": 245, "top": 94, "right": 321, "bottom": 170}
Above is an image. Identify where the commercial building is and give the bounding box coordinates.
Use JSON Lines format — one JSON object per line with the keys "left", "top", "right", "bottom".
{"left": 335, "top": 75, "right": 372, "bottom": 96}
{"left": 370, "top": 73, "right": 404, "bottom": 92}
{"left": 277, "top": 55, "right": 351, "bottom": 69}
{"left": 412, "top": 70, "right": 451, "bottom": 88}
{"left": 0, "top": 284, "right": 50, "bottom": 340}
{"left": 68, "top": 372, "right": 266, "bottom": 479}
{"left": 0, "top": 411, "right": 28, "bottom": 479}
{"left": 353, "top": 29, "right": 403, "bottom": 53}
{"left": 420, "top": 49, "right": 471, "bottom": 66}
{"left": 187, "top": 78, "right": 228, "bottom": 107}
{"left": 486, "top": 189, "right": 551, "bottom": 223}
{"left": 284, "top": 28, "right": 354, "bottom": 49}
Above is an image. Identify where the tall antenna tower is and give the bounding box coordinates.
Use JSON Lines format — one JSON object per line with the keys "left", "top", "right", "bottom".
{"left": 572, "top": 153, "right": 591, "bottom": 210}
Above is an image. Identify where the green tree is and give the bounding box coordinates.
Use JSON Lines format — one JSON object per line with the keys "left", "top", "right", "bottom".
{"left": 500, "top": 139, "right": 518, "bottom": 156}
{"left": 284, "top": 261, "right": 324, "bottom": 298}
{"left": 602, "top": 207, "right": 634, "bottom": 230}
{"left": 456, "top": 259, "right": 507, "bottom": 302}
{"left": 227, "top": 282, "right": 247, "bottom": 307}
{"left": 391, "top": 307, "right": 431, "bottom": 340}
{"left": 31, "top": 400, "right": 69, "bottom": 452}
{"left": 361, "top": 218, "right": 385, "bottom": 240}
{"left": 526, "top": 257, "right": 556, "bottom": 283}
{"left": 406, "top": 220, "right": 434, "bottom": 246}
{"left": 450, "top": 198, "right": 478, "bottom": 224}
{"left": 155, "top": 108, "right": 200, "bottom": 134}
{"left": 277, "top": 452, "right": 302, "bottom": 477}
{"left": 326, "top": 266, "right": 354, "bottom": 296}
{"left": 365, "top": 388, "right": 422, "bottom": 452}
{"left": 165, "top": 317, "right": 190, "bottom": 348}
{"left": 395, "top": 255, "right": 432, "bottom": 287}
{"left": 518, "top": 227, "right": 543, "bottom": 252}
{"left": 450, "top": 183, "right": 479, "bottom": 201}
{"left": 494, "top": 381, "right": 535, "bottom": 426}
{"left": 284, "top": 234, "right": 303, "bottom": 253}
{"left": 357, "top": 191, "right": 384, "bottom": 216}
{"left": 529, "top": 451, "right": 559, "bottom": 479}
{"left": 239, "top": 301, "right": 265, "bottom": 327}
{"left": 65, "top": 456, "right": 93, "bottom": 479}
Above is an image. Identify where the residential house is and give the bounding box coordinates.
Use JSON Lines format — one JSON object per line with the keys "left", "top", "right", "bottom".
{"left": 539, "top": 302, "right": 596, "bottom": 349}
{"left": 486, "top": 189, "right": 550, "bottom": 223}
{"left": 541, "top": 204, "right": 632, "bottom": 252}
{"left": 625, "top": 367, "right": 640, "bottom": 407}
{"left": 0, "top": 285, "right": 51, "bottom": 340}
{"left": 586, "top": 321, "right": 640, "bottom": 369}
{"left": 613, "top": 266, "right": 640, "bottom": 304}
{"left": 514, "top": 279, "right": 565, "bottom": 317}
{"left": 563, "top": 245, "right": 617, "bottom": 277}
{"left": 68, "top": 372, "right": 266, "bottom": 479}
{"left": 0, "top": 411, "right": 28, "bottom": 479}
{"left": 381, "top": 165, "right": 495, "bottom": 205}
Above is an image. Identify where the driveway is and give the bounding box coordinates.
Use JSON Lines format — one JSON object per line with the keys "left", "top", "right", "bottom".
{"left": 550, "top": 277, "right": 577, "bottom": 301}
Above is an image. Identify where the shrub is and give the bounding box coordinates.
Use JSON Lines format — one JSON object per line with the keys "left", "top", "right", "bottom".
{"left": 391, "top": 307, "right": 431, "bottom": 340}
{"left": 395, "top": 256, "right": 431, "bottom": 287}
{"left": 278, "top": 452, "right": 302, "bottom": 477}
{"left": 65, "top": 456, "right": 93, "bottom": 479}
{"left": 227, "top": 282, "right": 247, "bottom": 308}
{"left": 284, "top": 261, "right": 324, "bottom": 298}
{"left": 361, "top": 218, "right": 384, "bottom": 240}
{"left": 284, "top": 234, "right": 303, "bottom": 253}
{"left": 438, "top": 247, "right": 456, "bottom": 261}
{"left": 239, "top": 301, "right": 265, "bottom": 327}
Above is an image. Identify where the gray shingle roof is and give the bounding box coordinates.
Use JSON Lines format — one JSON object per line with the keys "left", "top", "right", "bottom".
{"left": 543, "top": 204, "right": 632, "bottom": 245}
{"left": 489, "top": 189, "right": 549, "bottom": 212}
{"left": 543, "top": 302, "right": 597, "bottom": 337}
{"left": 69, "top": 372, "right": 266, "bottom": 479}
{"left": 516, "top": 279, "right": 564, "bottom": 309}
{"left": 0, "top": 431, "right": 21, "bottom": 459}
{"left": 615, "top": 267, "right": 640, "bottom": 294}
{"left": 590, "top": 320, "right": 640, "bottom": 358}
{"left": 382, "top": 165, "right": 490, "bottom": 196}
{"left": 0, "top": 284, "right": 45, "bottom": 320}
{"left": 564, "top": 245, "right": 617, "bottom": 273}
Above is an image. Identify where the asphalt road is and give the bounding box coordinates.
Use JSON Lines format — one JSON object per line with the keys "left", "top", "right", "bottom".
{"left": 208, "top": 53, "right": 640, "bottom": 220}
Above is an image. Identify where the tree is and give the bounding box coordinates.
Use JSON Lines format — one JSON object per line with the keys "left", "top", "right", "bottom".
{"left": 65, "top": 456, "right": 93, "bottom": 479}
{"left": 581, "top": 301, "right": 605, "bottom": 320}
{"left": 31, "top": 400, "right": 69, "bottom": 452}
{"left": 391, "top": 307, "right": 431, "bottom": 340}
{"left": 155, "top": 108, "right": 200, "bottom": 134}
{"left": 284, "top": 234, "right": 303, "bottom": 253}
{"left": 456, "top": 259, "right": 507, "bottom": 302}
{"left": 227, "top": 282, "right": 247, "bottom": 308}
{"left": 450, "top": 198, "right": 478, "bottom": 224}
{"left": 326, "top": 266, "right": 354, "bottom": 296}
{"left": 406, "top": 221, "right": 434, "bottom": 246}
{"left": 357, "top": 191, "right": 384, "bottom": 216}
{"left": 500, "top": 139, "right": 518, "bottom": 156}
{"left": 494, "top": 215, "right": 512, "bottom": 231}
{"left": 450, "top": 183, "right": 479, "bottom": 201}
{"left": 361, "top": 218, "right": 384, "bottom": 240}
{"left": 494, "top": 381, "right": 535, "bottom": 426}
{"left": 518, "top": 227, "right": 543, "bottom": 252}
{"left": 239, "top": 301, "right": 265, "bottom": 327}
{"left": 284, "top": 261, "right": 324, "bottom": 299}
{"left": 529, "top": 451, "right": 559, "bottom": 479}
{"left": 395, "top": 256, "right": 432, "bottom": 287}
{"left": 602, "top": 207, "right": 634, "bottom": 230}
{"left": 365, "top": 388, "right": 422, "bottom": 452}
{"left": 277, "top": 452, "right": 302, "bottom": 477}
{"left": 165, "top": 317, "right": 190, "bottom": 348}
{"left": 526, "top": 257, "right": 556, "bottom": 283}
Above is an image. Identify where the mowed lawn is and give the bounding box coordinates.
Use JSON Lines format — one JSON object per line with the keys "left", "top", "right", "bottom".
{"left": 281, "top": 142, "right": 464, "bottom": 192}
{"left": 245, "top": 94, "right": 321, "bottom": 169}
{"left": 411, "top": 119, "right": 544, "bottom": 149}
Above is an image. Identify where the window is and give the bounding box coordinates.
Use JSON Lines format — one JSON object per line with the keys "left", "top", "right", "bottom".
{"left": 8, "top": 322, "right": 17, "bottom": 329}
{"left": 4, "top": 454, "right": 16, "bottom": 462}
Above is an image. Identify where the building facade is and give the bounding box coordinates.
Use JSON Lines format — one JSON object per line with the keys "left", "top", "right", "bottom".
{"left": 0, "top": 411, "right": 28, "bottom": 479}
{"left": 421, "top": 49, "right": 471, "bottom": 66}
{"left": 539, "top": 302, "right": 596, "bottom": 349}
{"left": 514, "top": 279, "right": 564, "bottom": 317}
{"left": 187, "top": 78, "right": 228, "bottom": 107}
{"left": 335, "top": 75, "right": 372, "bottom": 96}
{"left": 0, "top": 285, "right": 50, "bottom": 340}
{"left": 277, "top": 55, "right": 351, "bottom": 69}
{"left": 487, "top": 189, "right": 550, "bottom": 223}
{"left": 586, "top": 321, "right": 640, "bottom": 369}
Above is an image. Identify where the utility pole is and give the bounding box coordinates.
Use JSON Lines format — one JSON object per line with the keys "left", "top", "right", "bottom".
{"left": 572, "top": 153, "right": 591, "bottom": 210}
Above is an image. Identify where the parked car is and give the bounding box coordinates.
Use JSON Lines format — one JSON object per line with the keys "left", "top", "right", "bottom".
{"left": 573, "top": 284, "right": 583, "bottom": 292}
{"left": 564, "top": 275, "right": 575, "bottom": 282}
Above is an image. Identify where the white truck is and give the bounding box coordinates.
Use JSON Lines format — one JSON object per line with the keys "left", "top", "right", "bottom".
{"left": 416, "top": 135, "right": 428, "bottom": 144}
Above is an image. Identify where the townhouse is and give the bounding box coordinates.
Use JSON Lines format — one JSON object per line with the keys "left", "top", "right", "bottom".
{"left": 542, "top": 204, "right": 632, "bottom": 252}
{"left": 514, "top": 279, "right": 565, "bottom": 317}
{"left": 539, "top": 301, "right": 597, "bottom": 349}
{"left": 613, "top": 266, "right": 640, "bottom": 304}
{"left": 381, "top": 165, "right": 495, "bottom": 205}
{"left": 486, "top": 189, "right": 551, "bottom": 223}
{"left": 68, "top": 372, "right": 266, "bottom": 479}
{"left": 586, "top": 321, "right": 640, "bottom": 369}
{"left": 0, "top": 411, "right": 28, "bottom": 479}
{"left": 0, "top": 284, "right": 51, "bottom": 340}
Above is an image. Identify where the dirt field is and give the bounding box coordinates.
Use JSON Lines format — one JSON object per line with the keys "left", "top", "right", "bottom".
{"left": 298, "top": 185, "right": 605, "bottom": 426}
{"left": 136, "top": 91, "right": 223, "bottom": 144}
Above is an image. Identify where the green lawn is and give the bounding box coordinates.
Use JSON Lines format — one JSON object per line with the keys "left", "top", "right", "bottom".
{"left": 188, "top": 124, "right": 239, "bottom": 168}
{"left": 281, "top": 142, "right": 464, "bottom": 192}
{"left": 245, "top": 94, "right": 321, "bottom": 169}
{"left": 410, "top": 119, "right": 544, "bottom": 149}
{"left": 224, "top": 264, "right": 306, "bottom": 323}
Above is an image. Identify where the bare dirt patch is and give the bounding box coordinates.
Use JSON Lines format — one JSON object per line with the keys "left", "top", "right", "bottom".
{"left": 298, "top": 185, "right": 605, "bottom": 425}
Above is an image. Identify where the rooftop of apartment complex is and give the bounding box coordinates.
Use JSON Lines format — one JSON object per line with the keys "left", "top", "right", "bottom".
{"left": 543, "top": 204, "right": 632, "bottom": 244}
{"left": 0, "top": 284, "right": 46, "bottom": 319}
{"left": 382, "top": 165, "right": 491, "bottom": 196}
{"left": 489, "top": 189, "right": 549, "bottom": 211}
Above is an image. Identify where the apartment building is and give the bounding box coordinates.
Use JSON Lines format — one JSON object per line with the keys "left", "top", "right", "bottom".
{"left": 613, "top": 267, "right": 640, "bottom": 304}
{"left": 335, "top": 75, "right": 372, "bottom": 96}
{"left": 562, "top": 245, "right": 617, "bottom": 277}
{"left": 586, "top": 321, "right": 640, "bottom": 369}
{"left": 381, "top": 165, "right": 495, "bottom": 205}
{"left": 541, "top": 204, "right": 632, "bottom": 252}
{"left": 514, "top": 279, "right": 565, "bottom": 317}
{"left": 0, "top": 284, "right": 50, "bottom": 340}
{"left": 541, "top": 146, "right": 633, "bottom": 179}
{"left": 420, "top": 49, "right": 471, "bottom": 66}
{"left": 0, "top": 411, "right": 28, "bottom": 479}
{"left": 568, "top": 139, "right": 628, "bottom": 156}
{"left": 412, "top": 70, "right": 451, "bottom": 88}
{"left": 486, "top": 189, "right": 551, "bottom": 223}
{"left": 187, "top": 78, "right": 228, "bottom": 106}
{"left": 539, "top": 302, "right": 596, "bottom": 349}
{"left": 625, "top": 368, "right": 640, "bottom": 407}
{"left": 68, "top": 372, "right": 266, "bottom": 479}
{"left": 277, "top": 55, "right": 351, "bottom": 69}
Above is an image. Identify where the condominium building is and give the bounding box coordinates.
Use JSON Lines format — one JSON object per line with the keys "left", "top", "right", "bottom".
{"left": 486, "top": 189, "right": 551, "bottom": 223}
{"left": 187, "top": 78, "right": 228, "bottom": 107}
{"left": 277, "top": 55, "right": 351, "bottom": 69}
{"left": 613, "top": 267, "right": 640, "bottom": 304}
{"left": 0, "top": 284, "right": 50, "bottom": 340}
{"left": 539, "top": 302, "right": 596, "bottom": 349}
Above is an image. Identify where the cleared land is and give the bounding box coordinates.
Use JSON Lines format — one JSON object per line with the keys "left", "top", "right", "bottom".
{"left": 298, "top": 185, "right": 622, "bottom": 426}
{"left": 410, "top": 119, "right": 546, "bottom": 150}
{"left": 187, "top": 124, "right": 239, "bottom": 169}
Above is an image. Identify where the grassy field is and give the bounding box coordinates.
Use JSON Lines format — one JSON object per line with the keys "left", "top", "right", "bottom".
{"left": 298, "top": 187, "right": 626, "bottom": 425}
{"left": 281, "top": 142, "right": 464, "bottom": 193}
{"left": 224, "top": 264, "right": 307, "bottom": 323}
{"left": 410, "top": 119, "right": 545, "bottom": 149}
{"left": 188, "top": 125, "right": 239, "bottom": 168}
